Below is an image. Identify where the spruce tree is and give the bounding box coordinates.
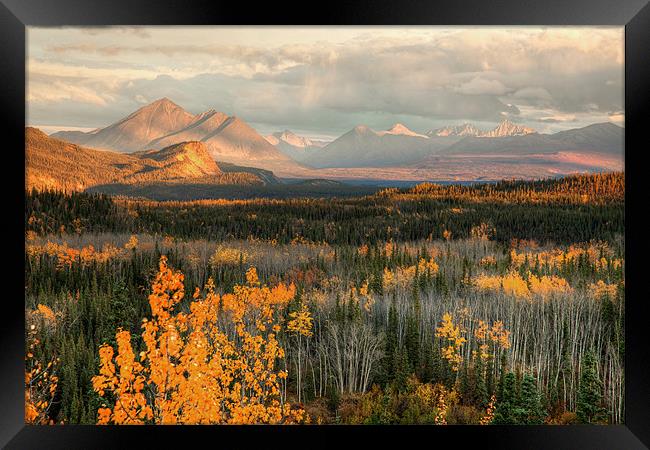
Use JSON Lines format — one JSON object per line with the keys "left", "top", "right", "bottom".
{"left": 334, "top": 292, "right": 344, "bottom": 324}
{"left": 392, "top": 347, "right": 410, "bottom": 392}
{"left": 404, "top": 315, "right": 420, "bottom": 373}
{"left": 474, "top": 354, "right": 488, "bottom": 408}
{"left": 419, "top": 337, "right": 434, "bottom": 382}
{"left": 486, "top": 356, "right": 495, "bottom": 397}
{"left": 460, "top": 363, "right": 472, "bottom": 404}
{"left": 493, "top": 372, "right": 517, "bottom": 424}
{"left": 516, "top": 374, "right": 546, "bottom": 424}
{"left": 380, "top": 296, "right": 399, "bottom": 386}
{"left": 497, "top": 353, "right": 508, "bottom": 401}
{"left": 577, "top": 352, "right": 606, "bottom": 424}
{"left": 347, "top": 291, "right": 361, "bottom": 322}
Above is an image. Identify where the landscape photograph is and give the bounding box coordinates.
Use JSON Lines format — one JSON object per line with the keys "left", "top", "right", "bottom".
{"left": 25, "top": 26, "right": 624, "bottom": 425}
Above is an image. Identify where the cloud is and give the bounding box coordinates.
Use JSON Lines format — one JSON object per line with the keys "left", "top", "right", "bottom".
{"left": 27, "top": 27, "right": 624, "bottom": 134}
{"left": 454, "top": 78, "right": 509, "bottom": 96}
{"left": 512, "top": 87, "right": 552, "bottom": 101}
{"left": 27, "top": 80, "right": 110, "bottom": 106}
{"left": 608, "top": 111, "right": 624, "bottom": 124}
{"left": 537, "top": 114, "right": 578, "bottom": 123}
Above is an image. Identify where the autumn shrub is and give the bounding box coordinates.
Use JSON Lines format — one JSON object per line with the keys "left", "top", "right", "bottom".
{"left": 25, "top": 325, "right": 59, "bottom": 424}
{"left": 446, "top": 404, "right": 484, "bottom": 424}
{"left": 336, "top": 379, "right": 452, "bottom": 425}
{"left": 557, "top": 411, "right": 579, "bottom": 425}
{"left": 209, "top": 244, "right": 248, "bottom": 267}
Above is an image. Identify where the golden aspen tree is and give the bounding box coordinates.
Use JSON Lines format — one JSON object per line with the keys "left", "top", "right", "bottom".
{"left": 25, "top": 326, "right": 59, "bottom": 424}
{"left": 287, "top": 303, "right": 314, "bottom": 403}
{"left": 124, "top": 235, "right": 138, "bottom": 250}
{"left": 435, "top": 313, "right": 466, "bottom": 371}
{"left": 92, "top": 256, "right": 305, "bottom": 424}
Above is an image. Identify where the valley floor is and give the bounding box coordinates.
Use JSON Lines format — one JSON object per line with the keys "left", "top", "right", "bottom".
{"left": 275, "top": 152, "right": 623, "bottom": 181}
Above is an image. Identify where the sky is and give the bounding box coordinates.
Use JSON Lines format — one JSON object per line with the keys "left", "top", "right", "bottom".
{"left": 27, "top": 26, "right": 624, "bottom": 140}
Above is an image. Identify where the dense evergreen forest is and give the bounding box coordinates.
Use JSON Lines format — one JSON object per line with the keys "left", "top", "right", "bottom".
{"left": 25, "top": 172, "right": 624, "bottom": 425}
{"left": 26, "top": 172, "right": 623, "bottom": 245}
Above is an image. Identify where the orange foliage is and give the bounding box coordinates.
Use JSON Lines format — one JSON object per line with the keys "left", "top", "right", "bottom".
{"left": 528, "top": 273, "right": 572, "bottom": 300}
{"left": 25, "top": 327, "right": 59, "bottom": 424}
{"left": 501, "top": 272, "right": 531, "bottom": 299}
{"left": 470, "top": 222, "right": 496, "bottom": 241}
{"left": 435, "top": 313, "right": 466, "bottom": 371}
{"left": 358, "top": 280, "right": 374, "bottom": 312}
{"left": 209, "top": 244, "right": 248, "bottom": 267}
{"left": 479, "top": 256, "right": 497, "bottom": 267}
{"left": 383, "top": 257, "right": 438, "bottom": 292}
{"left": 417, "top": 257, "right": 439, "bottom": 275}
{"left": 92, "top": 256, "right": 305, "bottom": 424}
{"left": 509, "top": 242, "right": 623, "bottom": 273}
{"left": 27, "top": 241, "right": 125, "bottom": 269}
{"left": 474, "top": 271, "right": 571, "bottom": 301}
{"left": 124, "top": 235, "right": 139, "bottom": 250}
{"left": 285, "top": 267, "right": 325, "bottom": 288}
{"left": 410, "top": 380, "right": 449, "bottom": 425}
{"left": 474, "top": 319, "right": 511, "bottom": 360}
{"left": 357, "top": 244, "right": 369, "bottom": 257}
{"left": 287, "top": 304, "right": 314, "bottom": 337}
{"left": 589, "top": 280, "right": 619, "bottom": 300}
{"left": 480, "top": 394, "right": 497, "bottom": 425}
{"left": 384, "top": 241, "right": 395, "bottom": 258}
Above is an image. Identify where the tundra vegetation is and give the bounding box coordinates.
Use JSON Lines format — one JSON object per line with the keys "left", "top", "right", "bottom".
{"left": 24, "top": 172, "right": 624, "bottom": 424}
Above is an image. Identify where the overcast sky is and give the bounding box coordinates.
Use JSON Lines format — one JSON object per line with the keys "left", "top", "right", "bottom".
{"left": 27, "top": 26, "right": 624, "bottom": 139}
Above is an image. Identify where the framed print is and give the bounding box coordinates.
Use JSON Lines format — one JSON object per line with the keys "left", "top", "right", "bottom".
{"left": 2, "top": 0, "right": 649, "bottom": 448}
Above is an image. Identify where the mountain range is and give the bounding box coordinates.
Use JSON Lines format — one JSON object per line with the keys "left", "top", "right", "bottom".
{"left": 290, "top": 120, "right": 622, "bottom": 169}
{"left": 26, "top": 127, "right": 278, "bottom": 193}
{"left": 52, "top": 98, "right": 298, "bottom": 174}
{"left": 263, "top": 130, "right": 328, "bottom": 164}
{"left": 302, "top": 124, "right": 457, "bottom": 168}
{"left": 53, "top": 98, "right": 196, "bottom": 152}
{"left": 46, "top": 98, "right": 624, "bottom": 181}
{"left": 428, "top": 120, "right": 536, "bottom": 138}
{"left": 423, "top": 122, "right": 623, "bottom": 158}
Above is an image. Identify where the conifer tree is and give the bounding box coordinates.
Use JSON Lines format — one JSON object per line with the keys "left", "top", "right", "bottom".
{"left": 486, "top": 356, "right": 495, "bottom": 397}
{"left": 577, "top": 352, "right": 606, "bottom": 424}
{"left": 474, "top": 354, "right": 488, "bottom": 408}
{"left": 493, "top": 372, "right": 517, "bottom": 424}
{"left": 419, "top": 337, "right": 434, "bottom": 382}
{"left": 404, "top": 315, "right": 420, "bottom": 373}
{"left": 392, "top": 348, "right": 410, "bottom": 392}
{"left": 497, "top": 353, "right": 508, "bottom": 401}
{"left": 380, "top": 295, "right": 399, "bottom": 386}
{"left": 516, "top": 374, "right": 546, "bottom": 424}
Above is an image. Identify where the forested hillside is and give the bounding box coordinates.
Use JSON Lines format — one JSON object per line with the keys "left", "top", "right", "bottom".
{"left": 25, "top": 127, "right": 271, "bottom": 193}
{"left": 27, "top": 173, "right": 624, "bottom": 244}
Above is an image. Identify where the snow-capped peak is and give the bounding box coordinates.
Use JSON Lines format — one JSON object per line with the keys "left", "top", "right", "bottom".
{"left": 482, "top": 119, "right": 536, "bottom": 137}
{"left": 429, "top": 120, "right": 536, "bottom": 138}
{"left": 429, "top": 123, "right": 482, "bottom": 137}
{"left": 379, "top": 123, "right": 428, "bottom": 138}
{"left": 265, "top": 130, "right": 315, "bottom": 148}
{"left": 265, "top": 135, "right": 280, "bottom": 146}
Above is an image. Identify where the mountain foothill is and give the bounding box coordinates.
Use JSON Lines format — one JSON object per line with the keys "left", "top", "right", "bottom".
{"left": 27, "top": 97, "right": 624, "bottom": 197}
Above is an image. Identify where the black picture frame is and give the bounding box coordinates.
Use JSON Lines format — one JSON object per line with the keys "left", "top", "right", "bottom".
{"left": 3, "top": 0, "right": 649, "bottom": 448}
